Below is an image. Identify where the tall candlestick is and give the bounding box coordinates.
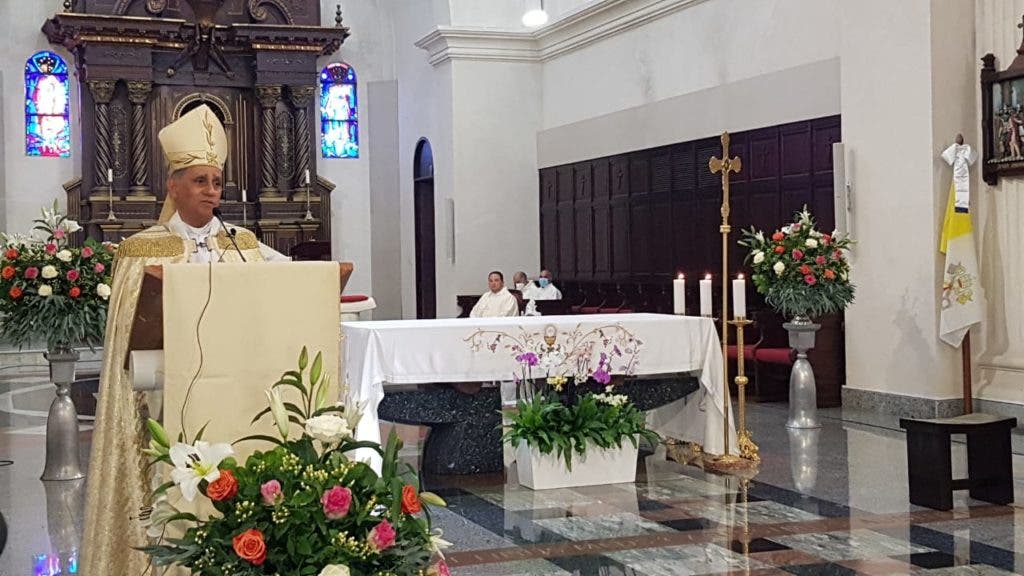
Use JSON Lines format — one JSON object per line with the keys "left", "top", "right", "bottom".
{"left": 699, "top": 274, "right": 712, "bottom": 317}
{"left": 304, "top": 169, "right": 311, "bottom": 186}
{"left": 673, "top": 274, "right": 686, "bottom": 315}
{"left": 241, "top": 188, "right": 247, "bottom": 203}
{"left": 107, "top": 168, "right": 113, "bottom": 183}
{"left": 732, "top": 274, "right": 747, "bottom": 319}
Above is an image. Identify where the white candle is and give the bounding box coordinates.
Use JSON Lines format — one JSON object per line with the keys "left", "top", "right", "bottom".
{"left": 107, "top": 168, "right": 113, "bottom": 183}
{"left": 673, "top": 274, "right": 686, "bottom": 315}
{"left": 732, "top": 274, "right": 747, "bottom": 319}
{"left": 699, "top": 274, "right": 712, "bottom": 317}
{"left": 242, "top": 188, "right": 247, "bottom": 203}
{"left": 304, "top": 169, "right": 311, "bottom": 185}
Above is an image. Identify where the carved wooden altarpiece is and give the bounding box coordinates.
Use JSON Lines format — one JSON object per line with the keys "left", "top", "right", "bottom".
{"left": 43, "top": 0, "right": 349, "bottom": 256}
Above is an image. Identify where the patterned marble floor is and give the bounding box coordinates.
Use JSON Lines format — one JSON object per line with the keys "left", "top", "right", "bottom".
{"left": 2, "top": 380, "right": 1024, "bottom": 575}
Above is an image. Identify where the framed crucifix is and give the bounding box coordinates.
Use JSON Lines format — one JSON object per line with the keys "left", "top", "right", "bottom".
{"left": 980, "top": 14, "right": 1024, "bottom": 184}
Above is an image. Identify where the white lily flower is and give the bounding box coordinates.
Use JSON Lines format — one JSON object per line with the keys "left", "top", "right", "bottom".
{"left": 266, "top": 388, "right": 289, "bottom": 440}
{"left": 62, "top": 219, "right": 82, "bottom": 234}
{"left": 429, "top": 528, "right": 453, "bottom": 553}
{"left": 169, "top": 441, "right": 233, "bottom": 502}
{"left": 140, "top": 494, "right": 182, "bottom": 538}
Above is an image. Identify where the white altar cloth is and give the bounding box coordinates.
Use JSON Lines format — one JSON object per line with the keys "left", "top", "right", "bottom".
{"left": 344, "top": 313, "right": 737, "bottom": 468}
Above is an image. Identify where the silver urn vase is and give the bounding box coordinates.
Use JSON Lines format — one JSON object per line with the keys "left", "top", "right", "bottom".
{"left": 782, "top": 315, "right": 821, "bottom": 429}
{"left": 41, "top": 346, "right": 85, "bottom": 481}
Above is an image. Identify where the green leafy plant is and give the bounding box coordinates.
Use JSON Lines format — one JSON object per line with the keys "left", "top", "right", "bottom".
{"left": 0, "top": 202, "right": 115, "bottom": 350}
{"left": 738, "top": 207, "right": 855, "bottom": 319}
{"left": 503, "top": 391, "right": 659, "bottom": 470}
{"left": 140, "top": 348, "right": 451, "bottom": 576}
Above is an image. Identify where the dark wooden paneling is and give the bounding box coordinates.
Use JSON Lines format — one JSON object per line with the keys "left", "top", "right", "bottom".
{"left": 574, "top": 163, "right": 594, "bottom": 278}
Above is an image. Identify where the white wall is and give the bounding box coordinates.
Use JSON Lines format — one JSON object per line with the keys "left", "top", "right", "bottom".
{"left": 975, "top": 0, "right": 1024, "bottom": 404}
{"left": 317, "top": 0, "right": 397, "bottom": 296}
{"left": 0, "top": 2, "right": 78, "bottom": 233}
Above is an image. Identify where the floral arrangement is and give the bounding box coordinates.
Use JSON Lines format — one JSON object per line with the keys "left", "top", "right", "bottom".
{"left": 469, "top": 324, "right": 659, "bottom": 469}
{"left": 141, "top": 348, "right": 450, "bottom": 576}
{"left": 0, "top": 203, "right": 114, "bottom": 350}
{"left": 739, "top": 207, "right": 855, "bottom": 320}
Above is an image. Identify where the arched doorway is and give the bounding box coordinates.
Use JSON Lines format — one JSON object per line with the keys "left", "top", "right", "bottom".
{"left": 413, "top": 139, "right": 436, "bottom": 319}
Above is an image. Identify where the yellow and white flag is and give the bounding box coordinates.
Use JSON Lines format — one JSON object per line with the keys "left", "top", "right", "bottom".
{"left": 939, "top": 143, "right": 983, "bottom": 348}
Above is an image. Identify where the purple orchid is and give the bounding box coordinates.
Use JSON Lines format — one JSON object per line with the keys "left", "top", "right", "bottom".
{"left": 515, "top": 352, "right": 539, "bottom": 367}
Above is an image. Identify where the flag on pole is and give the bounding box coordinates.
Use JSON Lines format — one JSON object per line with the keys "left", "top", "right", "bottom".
{"left": 938, "top": 143, "right": 983, "bottom": 348}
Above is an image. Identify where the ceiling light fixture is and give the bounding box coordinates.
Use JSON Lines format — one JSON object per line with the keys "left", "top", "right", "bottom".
{"left": 522, "top": 0, "right": 549, "bottom": 28}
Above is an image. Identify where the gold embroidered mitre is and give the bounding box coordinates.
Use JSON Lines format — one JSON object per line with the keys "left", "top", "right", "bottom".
{"left": 158, "top": 104, "right": 227, "bottom": 172}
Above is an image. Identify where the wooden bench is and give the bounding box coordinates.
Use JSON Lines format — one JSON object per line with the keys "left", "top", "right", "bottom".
{"left": 899, "top": 413, "right": 1016, "bottom": 510}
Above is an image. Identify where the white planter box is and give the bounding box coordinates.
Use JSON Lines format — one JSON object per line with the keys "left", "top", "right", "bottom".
{"left": 515, "top": 439, "right": 639, "bottom": 490}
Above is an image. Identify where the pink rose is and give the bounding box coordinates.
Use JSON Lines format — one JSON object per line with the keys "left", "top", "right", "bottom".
{"left": 44, "top": 243, "right": 57, "bottom": 255}
{"left": 367, "top": 519, "right": 396, "bottom": 551}
{"left": 833, "top": 250, "right": 842, "bottom": 261}
{"left": 804, "top": 274, "right": 817, "bottom": 285}
{"left": 54, "top": 229, "right": 65, "bottom": 240}
{"left": 791, "top": 223, "right": 801, "bottom": 232}
{"left": 431, "top": 560, "right": 452, "bottom": 576}
{"left": 791, "top": 249, "right": 804, "bottom": 261}
{"left": 320, "top": 485, "right": 352, "bottom": 519}
{"left": 94, "top": 262, "right": 105, "bottom": 274}
{"left": 261, "top": 480, "right": 283, "bottom": 506}
{"left": 81, "top": 246, "right": 94, "bottom": 258}
{"left": 66, "top": 269, "right": 80, "bottom": 282}
{"left": 815, "top": 256, "right": 826, "bottom": 265}
{"left": 23, "top": 267, "right": 39, "bottom": 279}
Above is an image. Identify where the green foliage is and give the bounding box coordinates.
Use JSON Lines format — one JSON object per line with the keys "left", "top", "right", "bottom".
{"left": 0, "top": 203, "right": 115, "bottom": 350}
{"left": 140, "top": 348, "right": 447, "bottom": 576}
{"left": 738, "top": 207, "right": 856, "bottom": 319}
{"left": 503, "top": 393, "right": 659, "bottom": 470}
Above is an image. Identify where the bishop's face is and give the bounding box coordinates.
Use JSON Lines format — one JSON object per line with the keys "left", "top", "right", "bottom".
{"left": 168, "top": 165, "right": 222, "bottom": 227}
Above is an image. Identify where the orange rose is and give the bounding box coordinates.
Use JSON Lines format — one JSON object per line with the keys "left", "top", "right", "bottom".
{"left": 799, "top": 264, "right": 812, "bottom": 276}
{"left": 1, "top": 266, "right": 14, "bottom": 280}
{"left": 206, "top": 469, "right": 238, "bottom": 502}
{"left": 771, "top": 231, "right": 784, "bottom": 242}
{"left": 4, "top": 248, "right": 17, "bottom": 260}
{"left": 69, "top": 286, "right": 81, "bottom": 299}
{"left": 232, "top": 528, "right": 266, "bottom": 565}
{"left": 824, "top": 269, "right": 836, "bottom": 280}
{"left": 773, "top": 245, "right": 785, "bottom": 254}
{"left": 401, "top": 484, "right": 422, "bottom": 514}
{"left": 9, "top": 286, "right": 22, "bottom": 299}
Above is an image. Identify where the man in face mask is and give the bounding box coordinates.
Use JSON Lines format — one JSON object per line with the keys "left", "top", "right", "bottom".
{"left": 512, "top": 271, "right": 530, "bottom": 292}
{"left": 524, "top": 268, "right": 562, "bottom": 315}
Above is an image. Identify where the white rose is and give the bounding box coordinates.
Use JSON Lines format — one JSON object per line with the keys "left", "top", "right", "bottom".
{"left": 41, "top": 265, "right": 58, "bottom": 279}
{"left": 96, "top": 283, "right": 111, "bottom": 299}
{"left": 56, "top": 250, "right": 73, "bottom": 262}
{"left": 38, "top": 284, "right": 53, "bottom": 297}
{"left": 304, "top": 414, "right": 351, "bottom": 444}
{"left": 805, "top": 239, "right": 819, "bottom": 248}
{"left": 773, "top": 261, "right": 785, "bottom": 276}
{"left": 319, "top": 565, "right": 351, "bottom": 576}
{"left": 752, "top": 251, "right": 765, "bottom": 264}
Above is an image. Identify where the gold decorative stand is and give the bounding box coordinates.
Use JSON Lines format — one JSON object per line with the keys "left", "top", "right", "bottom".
{"left": 702, "top": 132, "right": 759, "bottom": 473}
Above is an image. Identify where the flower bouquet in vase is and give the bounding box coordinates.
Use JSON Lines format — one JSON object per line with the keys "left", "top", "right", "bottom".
{"left": 140, "top": 348, "right": 451, "bottom": 576}
{"left": 739, "top": 207, "right": 855, "bottom": 428}
{"left": 471, "top": 324, "right": 659, "bottom": 490}
{"left": 0, "top": 202, "right": 115, "bottom": 480}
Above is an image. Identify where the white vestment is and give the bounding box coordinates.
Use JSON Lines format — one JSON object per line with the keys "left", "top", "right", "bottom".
{"left": 940, "top": 143, "right": 978, "bottom": 212}
{"left": 523, "top": 283, "right": 563, "bottom": 316}
{"left": 469, "top": 287, "right": 519, "bottom": 318}
{"left": 166, "top": 212, "right": 290, "bottom": 263}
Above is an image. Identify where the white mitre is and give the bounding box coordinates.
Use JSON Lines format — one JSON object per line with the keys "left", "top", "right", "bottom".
{"left": 157, "top": 104, "right": 228, "bottom": 222}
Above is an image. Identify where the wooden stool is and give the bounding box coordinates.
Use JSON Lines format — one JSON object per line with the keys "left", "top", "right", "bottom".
{"left": 899, "top": 413, "right": 1016, "bottom": 510}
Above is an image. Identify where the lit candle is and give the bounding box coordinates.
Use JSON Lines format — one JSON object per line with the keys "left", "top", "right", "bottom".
{"left": 700, "top": 274, "right": 712, "bottom": 317}
{"left": 107, "top": 168, "right": 113, "bottom": 183}
{"left": 732, "top": 274, "right": 747, "bottom": 319}
{"left": 304, "top": 169, "right": 311, "bottom": 186}
{"left": 241, "top": 188, "right": 247, "bottom": 203}
{"left": 673, "top": 273, "right": 686, "bottom": 315}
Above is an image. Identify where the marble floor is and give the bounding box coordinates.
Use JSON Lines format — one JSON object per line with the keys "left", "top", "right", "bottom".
{"left": 2, "top": 377, "right": 1024, "bottom": 575}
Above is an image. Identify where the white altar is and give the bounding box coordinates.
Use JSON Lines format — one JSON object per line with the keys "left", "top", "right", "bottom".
{"left": 343, "top": 313, "right": 738, "bottom": 467}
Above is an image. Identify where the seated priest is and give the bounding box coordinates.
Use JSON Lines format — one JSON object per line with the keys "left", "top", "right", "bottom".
{"left": 80, "top": 104, "right": 287, "bottom": 575}
{"left": 523, "top": 268, "right": 562, "bottom": 316}
{"left": 470, "top": 270, "right": 520, "bottom": 318}
{"left": 512, "top": 270, "right": 531, "bottom": 292}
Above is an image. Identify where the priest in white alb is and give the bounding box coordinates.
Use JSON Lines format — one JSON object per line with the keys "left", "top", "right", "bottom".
{"left": 469, "top": 270, "right": 519, "bottom": 317}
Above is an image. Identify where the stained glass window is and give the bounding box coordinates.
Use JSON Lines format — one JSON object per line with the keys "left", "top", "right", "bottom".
{"left": 320, "top": 62, "right": 358, "bottom": 159}
{"left": 25, "top": 51, "right": 71, "bottom": 158}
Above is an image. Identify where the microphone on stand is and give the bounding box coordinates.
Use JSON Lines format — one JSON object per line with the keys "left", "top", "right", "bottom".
{"left": 212, "top": 207, "right": 246, "bottom": 262}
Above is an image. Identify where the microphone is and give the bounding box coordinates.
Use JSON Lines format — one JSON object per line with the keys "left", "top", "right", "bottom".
{"left": 212, "top": 207, "right": 246, "bottom": 262}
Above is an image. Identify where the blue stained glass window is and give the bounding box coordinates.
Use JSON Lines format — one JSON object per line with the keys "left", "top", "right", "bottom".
{"left": 25, "top": 51, "right": 71, "bottom": 158}
{"left": 320, "top": 62, "right": 358, "bottom": 159}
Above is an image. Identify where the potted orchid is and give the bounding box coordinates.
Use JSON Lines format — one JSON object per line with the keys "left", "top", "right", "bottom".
{"left": 140, "top": 348, "right": 451, "bottom": 576}
{"left": 470, "top": 324, "right": 659, "bottom": 490}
